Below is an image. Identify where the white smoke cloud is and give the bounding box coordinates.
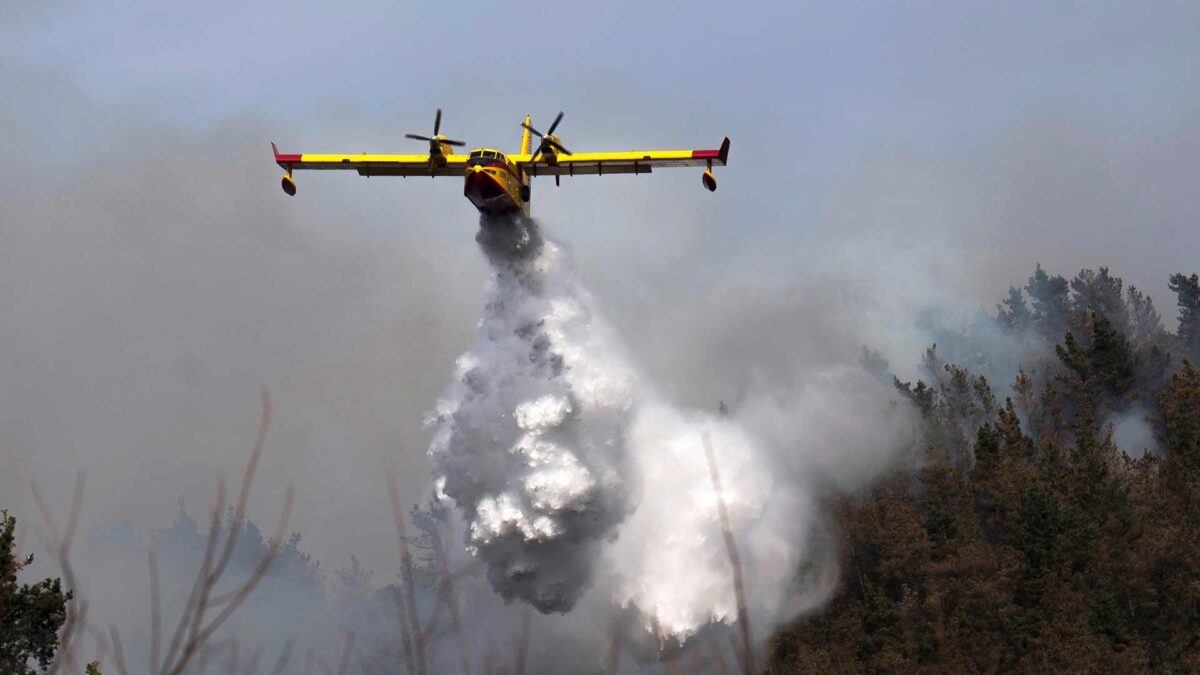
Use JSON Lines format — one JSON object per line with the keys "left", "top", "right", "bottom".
{"left": 428, "top": 215, "right": 916, "bottom": 647}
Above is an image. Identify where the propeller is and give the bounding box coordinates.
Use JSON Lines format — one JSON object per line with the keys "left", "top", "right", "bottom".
{"left": 405, "top": 108, "right": 466, "bottom": 149}
{"left": 522, "top": 111, "right": 572, "bottom": 164}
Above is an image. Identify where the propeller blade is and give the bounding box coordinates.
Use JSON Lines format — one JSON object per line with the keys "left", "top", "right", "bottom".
{"left": 406, "top": 133, "right": 435, "bottom": 141}
{"left": 440, "top": 139, "right": 466, "bottom": 147}
{"left": 521, "top": 122, "right": 544, "bottom": 139}
{"left": 546, "top": 139, "right": 572, "bottom": 155}
{"left": 434, "top": 108, "right": 442, "bottom": 135}
{"left": 546, "top": 111, "right": 564, "bottom": 136}
{"left": 527, "top": 151, "right": 541, "bottom": 166}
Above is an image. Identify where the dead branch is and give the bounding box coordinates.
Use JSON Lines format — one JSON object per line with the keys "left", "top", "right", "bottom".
{"left": 391, "top": 585, "right": 417, "bottom": 675}
{"left": 169, "top": 484, "right": 293, "bottom": 673}
{"left": 87, "top": 625, "right": 109, "bottom": 670}
{"left": 161, "top": 473, "right": 226, "bottom": 670}
{"left": 32, "top": 470, "right": 87, "bottom": 675}
{"left": 388, "top": 468, "right": 427, "bottom": 675}
{"left": 431, "top": 528, "right": 472, "bottom": 675}
{"left": 155, "top": 387, "right": 293, "bottom": 675}
{"left": 108, "top": 626, "right": 129, "bottom": 675}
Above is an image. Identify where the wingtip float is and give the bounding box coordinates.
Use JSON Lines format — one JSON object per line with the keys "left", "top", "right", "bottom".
{"left": 271, "top": 109, "right": 729, "bottom": 217}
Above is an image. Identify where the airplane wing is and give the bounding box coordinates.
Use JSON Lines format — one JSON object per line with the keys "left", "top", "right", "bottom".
{"left": 272, "top": 143, "right": 467, "bottom": 178}
{"left": 519, "top": 137, "right": 729, "bottom": 177}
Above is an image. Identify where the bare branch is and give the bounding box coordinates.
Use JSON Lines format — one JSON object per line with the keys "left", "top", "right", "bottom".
{"left": 390, "top": 585, "right": 417, "bottom": 675}
{"left": 108, "top": 625, "right": 130, "bottom": 675}
{"left": 173, "top": 485, "right": 294, "bottom": 671}
{"left": 88, "top": 624, "right": 109, "bottom": 669}
{"left": 420, "top": 587, "right": 448, "bottom": 638}
{"left": 33, "top": 471, "right": 87, "bottom": 675}
{"left": 162, "top": 474, "right": 225, "bottom": 672}
{"left": 432, "top": 527, "right": 472, "bottom": 675}
{"left": 160, "top": 388, "right": 290, "bottom": 675}
{"left": 388, "top": 468, "right": 427, "bottom": 675}
{"left": 208, "top": 387, "right": 273, "bottom": 587}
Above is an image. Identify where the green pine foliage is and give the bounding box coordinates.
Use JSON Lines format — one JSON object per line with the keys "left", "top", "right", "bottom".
{"left": 770, "top": 266, "right": 1200, "bottom": 673}
{"left": 1169, "top": 273, "right": 1200, "bottom": 360}
{"left": 0, "top": 511, "right": 70, "bottom": 674}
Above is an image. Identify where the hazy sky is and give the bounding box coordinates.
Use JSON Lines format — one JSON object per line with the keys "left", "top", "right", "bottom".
{"left": 2, "top": 1, "right": 1198, "bottom": 585}
{"left": 4, "top": 2, "right": 1198, "bottom": 294}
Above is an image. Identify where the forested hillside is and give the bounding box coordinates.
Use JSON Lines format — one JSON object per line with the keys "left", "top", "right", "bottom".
{"left": 769, "top": 267, "right": 1200, "bottom": 672}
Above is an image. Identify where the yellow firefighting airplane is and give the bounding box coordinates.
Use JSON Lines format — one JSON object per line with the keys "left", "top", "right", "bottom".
{"left": 272, "top": 109, "right": 730, "bottom": 217}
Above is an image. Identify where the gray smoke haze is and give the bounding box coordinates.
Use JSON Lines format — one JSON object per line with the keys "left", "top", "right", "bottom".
{"left": 0, "top": 53, "right": 485, "bottom": 582}
{"left": 3, "top": 6, "right": 1200, "bottom": 671}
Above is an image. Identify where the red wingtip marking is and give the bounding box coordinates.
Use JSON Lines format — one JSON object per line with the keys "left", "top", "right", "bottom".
{"left": 691, "top": 137, "right": 731, "bottom": 164}
{"left": 270, "top": 142, "right": 302, "bottom": 167}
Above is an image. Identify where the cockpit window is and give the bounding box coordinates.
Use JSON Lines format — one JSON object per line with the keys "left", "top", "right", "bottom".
{"left": 468, "top": 150, "right": 510, "bottom": 168}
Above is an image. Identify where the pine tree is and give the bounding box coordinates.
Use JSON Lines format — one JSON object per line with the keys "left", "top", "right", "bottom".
{"left": 1055, "top": 314, "right": 1137, "bottom": 418}
{"left": 1, "top": 511, "right": 70, "bottom": 674}
{"left": 997, "top": 286, "right": 1032, "bottom": 332}
{"left": 1158, "top": 360, "right": 1200, "bottom": 508}
{"left": 1070, "top": 267, "right": 1128, "bottom": 330}
{"left": 769, "top": 265, "right": 1200, "bottom": 674}
{"left": 1169, "top": 272, "right": 1200, "bottom": 358}
{"left": 1090, "top": 313, "right": 1137, "bottom": 399}
{"left": 1126, "top": 284, "right": 1164, "bottom": 349}
{"left": 1026, "top": 264, "right": 1071, "bottom": 340}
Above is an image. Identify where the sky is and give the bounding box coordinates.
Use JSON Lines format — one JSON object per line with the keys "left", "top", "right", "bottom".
{"left": 1, "top": 0, "right": 1199, "bottom": 626}
{"left": 3, "top": 2, "right": 1197, "bottom": 295}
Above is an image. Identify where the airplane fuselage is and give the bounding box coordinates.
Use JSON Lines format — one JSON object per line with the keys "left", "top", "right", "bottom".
{"left": 463, "top": 148, "right": 527, "bottom": 216}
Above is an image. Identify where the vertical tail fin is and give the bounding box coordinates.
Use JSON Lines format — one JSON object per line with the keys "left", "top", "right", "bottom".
{"left": 520, "top": 115, "right": 533, "bottom": 217}
{"left": 520, "top": 115, "right": 533, "bottom": 156}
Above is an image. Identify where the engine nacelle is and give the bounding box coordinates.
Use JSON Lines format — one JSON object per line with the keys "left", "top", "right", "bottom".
{"left": 702, "top": 169, "right": 717, "bottom": 192}
{"left": 281, "top": 173, "right": 297, "bottom": 196}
